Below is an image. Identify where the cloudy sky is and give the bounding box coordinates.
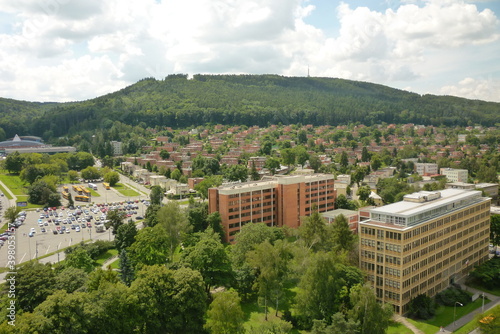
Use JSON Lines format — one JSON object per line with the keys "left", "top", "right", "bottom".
{"left": 0, "top": 0, "right": 499, "bottom": 103}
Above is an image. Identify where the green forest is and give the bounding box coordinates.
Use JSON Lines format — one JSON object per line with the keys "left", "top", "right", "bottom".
{"left": 1, "top": 74, "right": 500, "bottom": 140}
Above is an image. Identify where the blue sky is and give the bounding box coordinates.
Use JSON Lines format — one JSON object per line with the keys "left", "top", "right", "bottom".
{"left": 0, "top": 0, "right": 499, "bottom": 103}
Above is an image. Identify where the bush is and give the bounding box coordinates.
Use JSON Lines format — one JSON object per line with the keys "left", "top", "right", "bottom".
{"left": 435, "top": 286, "right": 471, "bottom": 306}
{"left": 64, "top": 240, "right": 115, "bottom": 260}
{"left": 469, "top": 257, "right": 500, "bottom": 289}
{"left": 407, "top": 294, "right": 436, "bottom": 320}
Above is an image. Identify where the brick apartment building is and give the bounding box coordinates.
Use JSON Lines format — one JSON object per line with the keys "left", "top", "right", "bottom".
{"left": 208, "top": 174, "right": 336, "bottom": 243}
{"left": 359, "top": 189, "right": 490, "bottom": 314}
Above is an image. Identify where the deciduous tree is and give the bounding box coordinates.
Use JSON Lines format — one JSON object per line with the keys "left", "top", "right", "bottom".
{"left": 205, "top": 290, "right": 245, "bottom": 334}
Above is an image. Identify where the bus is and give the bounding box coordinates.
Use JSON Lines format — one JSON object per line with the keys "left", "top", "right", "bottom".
{"left": 88, "top": 183, "right": 98, "bottom": 190}
{"left": 74, "top": 195, "right": 90, "bottom": 202}
{"left": 82, "top": 188, "right": 91, "bottom": 197}
{"left": 103, "top": 182, "right": 110, "bottom": 190}
{"left": 62, "top": 191, "right": 70, "bottom": 200}
{"left": 75, "top": 186, "right": 83, "bottom": 195}
{"left": 63, "top": 186, "right": 69, "bottom": 193}
{"left": 72, "top": 185, "right": 79, "bottom": 192}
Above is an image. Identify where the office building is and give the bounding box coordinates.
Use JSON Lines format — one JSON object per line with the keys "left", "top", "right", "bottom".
{"left": 440, "top": 168, "right": 468, "bottom": 183}
{"left": 111, "top": 141, "right": 123, "bottom": 156}
{"left": 415, "top": 163, "right": 438, "bottom": 176}
{"left": 208, "top": 174, "right": 335, "bottom": 243}
{"left": 359, "top": 189, "right": 490, "bottom": 314}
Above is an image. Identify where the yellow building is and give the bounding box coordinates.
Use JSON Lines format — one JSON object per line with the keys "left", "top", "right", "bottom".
{"left": 359, "top": 189, "right": 490, "bottom": 314}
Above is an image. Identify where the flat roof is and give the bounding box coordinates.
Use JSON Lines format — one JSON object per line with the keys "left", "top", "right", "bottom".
{"left": 322, "top": 209, "right": 358, "bottom": 220}
{"left": 369, "top": 189, "right": 482, "bottom": 217}
{"left": 213, "top": 173, "right": 334, "bottom": 195}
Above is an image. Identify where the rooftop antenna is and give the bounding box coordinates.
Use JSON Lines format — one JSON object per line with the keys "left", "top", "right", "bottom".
{"left": 307, "top": 65, "right": 310, "bottom": 77}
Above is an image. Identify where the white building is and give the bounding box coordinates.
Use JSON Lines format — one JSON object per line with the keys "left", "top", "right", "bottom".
{"left": 415, "top": 163, "right": 438, "bottom": 176}
{"left": 111, "top": 141, "right": 123, "bottom": 156}
{"left": 440, "top": 168, "right": 468, "bottom": 183}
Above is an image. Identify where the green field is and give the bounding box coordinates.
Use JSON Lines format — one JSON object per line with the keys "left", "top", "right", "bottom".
{"left": 113, "top": 183, "right": 140, "bottom": 197}
{"left": 0, "top": 173, "right": 27, "bottom": 196}
{"left": 0, "top": 182, "right": 13, "bottom": 199}
{"left": 94, "top": 249, "right": 119, "bottom": 266}
{"left": 406, "top": 318, "right": 440, "bottom": 334}
{"left": 386, "top": 321, "right": 413, "bottom": 334}
{"left": 420, "top": 297, "right": 488, "bottom": 328}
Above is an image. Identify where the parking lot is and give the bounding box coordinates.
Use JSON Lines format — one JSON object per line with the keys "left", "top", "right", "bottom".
{"left": 0, "top": 181, "right": 148, "bottom": 267}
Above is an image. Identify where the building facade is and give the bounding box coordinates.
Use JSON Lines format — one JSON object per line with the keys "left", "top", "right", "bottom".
{"left": 415, "top": 163, "right": 438, "bottom": 176}
{"left": 359, "top": 189, "right": 490, "bottom": 314}
{"left": 440, "top": 168, "right": 468, "bottom": 183}
{"left": 208, "top": 174, "right": 335, "bottom": 243}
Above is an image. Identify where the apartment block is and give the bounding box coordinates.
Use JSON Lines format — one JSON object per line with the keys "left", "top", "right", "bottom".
{"left": 110, "top": 141, "right": 122, "bottom": 156}
{"left": 359, "top": 189, "right": 490, "bottom": 314}
{"left": 415, "top": 163, "right": 438, "bottom": 176}
{"left": 208, "top": 174, "right": 335, "bottom": 243}
{"left": 440, "top": 168, "right": 468, "bottom": 183}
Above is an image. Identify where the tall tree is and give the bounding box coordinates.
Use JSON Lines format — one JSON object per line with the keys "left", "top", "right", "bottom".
{"left": 131, "top": 265, "right": 207, "bottom": 334}
{"left": 490, "top": 214, "right": 500, "bottom": 246}
{"left": 4, "top": 206, "right": 21, "bottom": 226}
{"left": 330, "top": 214, "right": 356, "bottom": 253}
{"left": 119, "top": 249, "right": 135, "bottom": 286}
{"left": 4, "top": 151, "right": 24, "bottom": 174}
{"left": 149, "top": 185, "right": 164, "bottom": 206}
{"left": 127, "top": 225, "right": 170, "bottom": 270}
{"left": 105, "top": 209, "right": 126, "bottom": 235}
{"left": 247, "top": 240, "right": 291, "bottom": 319}
{"left": 250, "top": 161, "right": 260, "bottom": 181}
{"left": 157, "top": 201, "right": 191, "bottom": 259}
{"left": 205, "top": 290, "right": 245, "bottom": 334}
{"left": 115, "top": 220, "right": 138, "bottom": 252}
{"left": 206, "top": 211, "right": 225, "bottom": 242}
{"left": 64, "top": 247, "right": 95, "bottom": 273}
{"left": 103, "top": 171, "right": 120, "bottom": 186}
{"left": 294, "top": 252, "right": 363, "bottom": 328}
{"left": 347, "top": 284, "right": 394, "bottom": 334}
{"left": 10, "top": 262, "right": 56, "bottom": 312}
{"left": 299, "top": 209, "right": 329, "bottom": 252}
{"left": 182, "top": 229, "right": 233, "bottom": 293}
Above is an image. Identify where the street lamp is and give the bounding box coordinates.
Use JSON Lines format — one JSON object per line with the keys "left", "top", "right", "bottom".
{"left": 454, "top": 301, "right": 463, "bottom": 327}
{"left": 482, "top": 293, "right": 485, "bottom": 312}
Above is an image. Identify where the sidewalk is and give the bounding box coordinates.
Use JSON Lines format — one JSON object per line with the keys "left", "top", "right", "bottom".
{"left": 441, "top": 282, "right": 500, "bottom": 333}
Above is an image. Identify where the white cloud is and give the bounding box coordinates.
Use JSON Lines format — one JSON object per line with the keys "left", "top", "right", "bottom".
{"left": 0, "top": 0, "right": 498, "bottom": 102}
{"left": 440, "top": 77, "right": 500, "bottom": 102}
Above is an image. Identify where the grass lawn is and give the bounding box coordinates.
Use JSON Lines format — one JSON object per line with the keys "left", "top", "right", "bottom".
{"left": 113, "top": 183, "right": 140, "bottom": 197}
{"left": 454, "top": 318, "right": 479, "bottom": 334}
{"left": 94, "top": 248, "right": 119, "bottom": 266}
{"left": 420, "top": 297, "right": 489, "bottom": 328}
{"left": 386, "top": 321, "right": 413, "bottom": 334}
{"left": 0, "top": 182, "right": 13, "bottom": 199}
{"left": 110, "top": 258, "right": 120, "bottom": 269}
{"left": 0, "top": 173, "right": 27, "bottom": 196}
{"left": 241, "top": 300, "right": 301, "bottom": 334}
{"left": 406, "top": 318, "right": 440, "bottom": 334}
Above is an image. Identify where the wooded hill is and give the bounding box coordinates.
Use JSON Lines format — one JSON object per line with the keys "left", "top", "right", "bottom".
{"left": 1, "top": 74, "right": 500, "bottom": 139}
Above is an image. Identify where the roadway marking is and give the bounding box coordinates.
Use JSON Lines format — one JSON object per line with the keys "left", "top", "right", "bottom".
{"left": 18, "top": 253, "right": 26, "bottom": 263}
{"left": 45, "top": 245, "right": 50, "bottom": 254}
{"left": 58, "top": 241, "right": 62, "bottom": 250}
